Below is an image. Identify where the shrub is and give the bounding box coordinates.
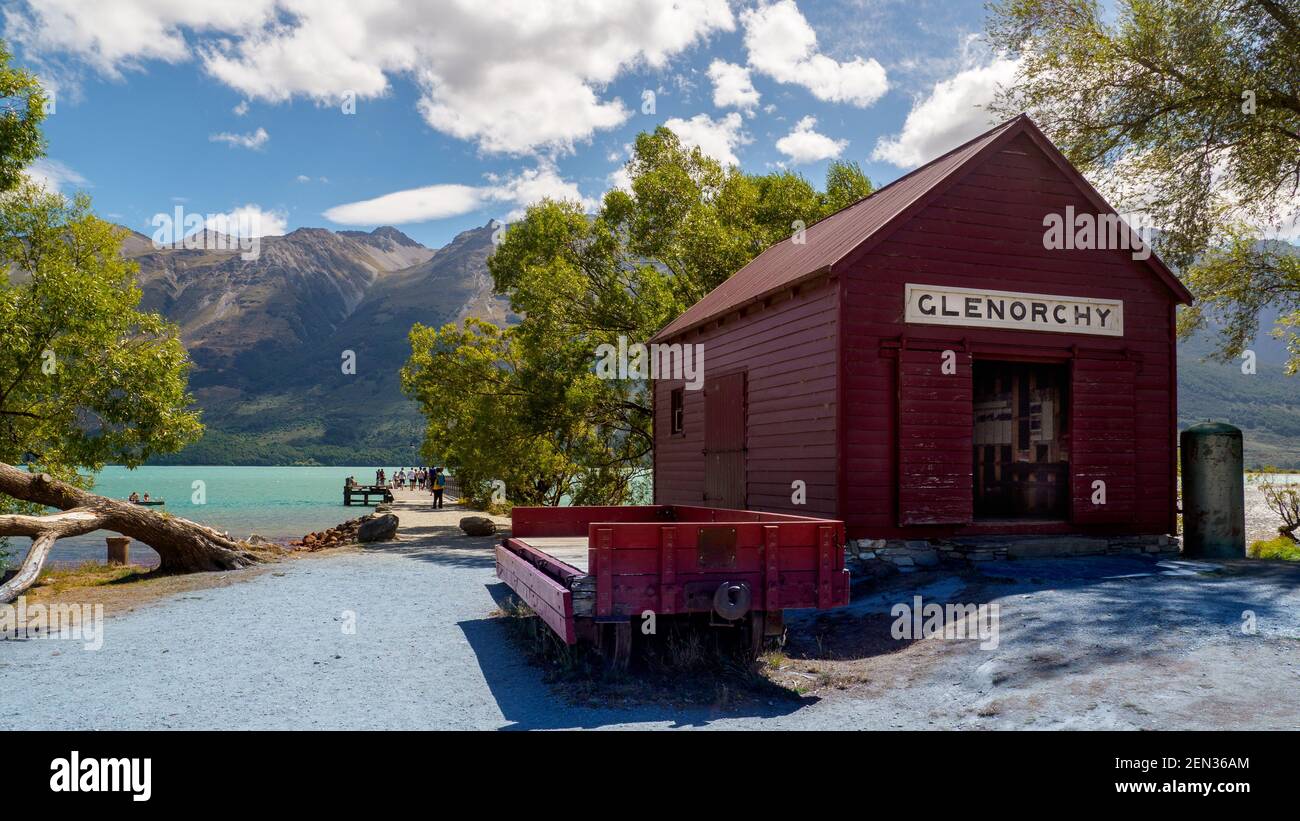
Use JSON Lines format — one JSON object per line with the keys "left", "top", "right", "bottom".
{"left": 1248, "top": 536, "right": 1300, "bottom": 561}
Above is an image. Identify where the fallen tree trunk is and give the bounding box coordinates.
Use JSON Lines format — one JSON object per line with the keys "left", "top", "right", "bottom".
{"left": 0, "top": 462, "right": 263, "bottom": 603}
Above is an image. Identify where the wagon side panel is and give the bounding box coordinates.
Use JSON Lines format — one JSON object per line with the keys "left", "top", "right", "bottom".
{"left": 495, "top": 541, "right": 576, "bottom": 644}
{"left": 586, "top": 519, "right": 848, "bottom": 617}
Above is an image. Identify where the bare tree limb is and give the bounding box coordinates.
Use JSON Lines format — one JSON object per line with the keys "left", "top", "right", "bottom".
{"left": 0, "top": 508, "right": 106, "bottom": 602}
{"left": 0, "top": 461, "right": 267, "bottom": 603}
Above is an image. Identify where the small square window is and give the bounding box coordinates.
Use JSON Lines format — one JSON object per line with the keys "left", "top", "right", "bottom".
{"left": 670, "top": 388, "right": 685, "bottom": 434}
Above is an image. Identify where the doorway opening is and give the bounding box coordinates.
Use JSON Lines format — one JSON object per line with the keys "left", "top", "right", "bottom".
{"left": 973, "top": 360, "right": 1070, "bottom": 519}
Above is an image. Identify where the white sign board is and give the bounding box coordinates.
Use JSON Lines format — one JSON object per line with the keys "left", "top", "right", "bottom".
{"left": 904, "top": 284, "right": 1123, "bottom": 337}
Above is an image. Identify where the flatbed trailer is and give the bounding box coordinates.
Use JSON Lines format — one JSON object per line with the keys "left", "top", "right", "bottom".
{"left": 495, "top": 505, "right": 850, "bottom": 665}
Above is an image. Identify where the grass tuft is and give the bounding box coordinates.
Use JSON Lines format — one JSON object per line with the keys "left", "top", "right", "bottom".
{"left": 33, "top": 561, "right": 149, "bottom": 595}
{"left": 1248, "top": 536, "right": 1300, "bottom": 561}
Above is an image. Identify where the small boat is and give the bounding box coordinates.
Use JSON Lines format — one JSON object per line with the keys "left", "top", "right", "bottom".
{"left": 131, "top": 499, "right": 166, "bottom": 506}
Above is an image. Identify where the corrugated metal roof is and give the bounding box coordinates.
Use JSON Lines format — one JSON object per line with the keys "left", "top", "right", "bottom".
{"left": 653, "top": 116, "right": 1024, "bottom": 341}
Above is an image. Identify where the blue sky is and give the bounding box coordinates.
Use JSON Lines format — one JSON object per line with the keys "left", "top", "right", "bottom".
{"left": 10, "top": 0, "right": 1018, "bottom": 249}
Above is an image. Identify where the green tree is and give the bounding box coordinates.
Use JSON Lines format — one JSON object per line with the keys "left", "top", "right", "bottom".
{"left": 0, "top": 186, "right": 203, "bottom": 476}
{"left": 986, "top": 0, "right": 1300, "bottom": 369}
{"left": 0, "top": 40, "right": 260, "bottom": 594}
{"left": 0, "top": 40, "right": 46, "bottom": 195}
{"left": 403, "top": 127, "right": 873, "bottom": 506}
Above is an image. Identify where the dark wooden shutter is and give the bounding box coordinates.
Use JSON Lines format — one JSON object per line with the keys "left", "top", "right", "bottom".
{"left": 704, "top": 371, "right": 746, "bottom": 509}
{"left": 897, "top": 348, "right": 973, "bottom": 525}
{"left": 1071, "top": 356, "right": 1136, "bottom": 524}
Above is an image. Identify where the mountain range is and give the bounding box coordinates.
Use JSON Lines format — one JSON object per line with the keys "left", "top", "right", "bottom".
{"left": 124, "top": 225, "right": 1299, "bottom": 469}
{"left": 126, "top": 223, "right": 512, "bottom": 466}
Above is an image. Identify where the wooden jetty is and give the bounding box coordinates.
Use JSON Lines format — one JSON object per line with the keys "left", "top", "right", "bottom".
{"left": 343, "top": 483, "right": 394, "bottom": 506}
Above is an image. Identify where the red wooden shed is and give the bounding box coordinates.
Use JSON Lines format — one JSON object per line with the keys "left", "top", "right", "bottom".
{"left": 651, "top": 114, "right": 1192, "bottom": 540}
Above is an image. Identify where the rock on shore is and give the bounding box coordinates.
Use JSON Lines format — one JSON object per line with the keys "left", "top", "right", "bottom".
{"left": 291, "top": 512, "right": 399, "bottom": 550}
{"left": 459, "top": 516, "right": 496, "bottom": 536}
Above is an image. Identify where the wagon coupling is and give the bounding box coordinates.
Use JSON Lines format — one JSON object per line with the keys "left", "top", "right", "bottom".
{"left": 712, "top": 581, "right": 752, "bottom": 620}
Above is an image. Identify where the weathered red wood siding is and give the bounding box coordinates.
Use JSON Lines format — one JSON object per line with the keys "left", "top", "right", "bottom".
{"left": 1071, "top": 356, "right": 1138, "bottom": 524}
{"left": 841, "top": 132, "right": 1176, "bottom": 538}
{"left": 654, "top": 277, "right": 839, "bottom": 516}
{"left": 897, "top": 347, "right": 973, "bottom": 525}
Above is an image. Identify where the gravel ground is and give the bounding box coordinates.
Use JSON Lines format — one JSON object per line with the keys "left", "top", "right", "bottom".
{"left": 1245, "top": 474, "right": 1298, "bottom": 546}
{"left": 2, "top": 493, "right": 1298, "bottom": 730}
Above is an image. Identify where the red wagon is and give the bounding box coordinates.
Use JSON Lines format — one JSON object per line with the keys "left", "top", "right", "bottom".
{"left": 495, "top": 505, "right": 850, "bottom": 665}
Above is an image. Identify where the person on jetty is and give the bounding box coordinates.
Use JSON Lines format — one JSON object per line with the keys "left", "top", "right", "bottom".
{"left": 432, "top": 467, "right": 446, "bottom": 509}
{"left": 128, "top": 491, "right": 140, "bottom": 503}
{"left": 376, "top": 468, "right": 385, "bottom": 487}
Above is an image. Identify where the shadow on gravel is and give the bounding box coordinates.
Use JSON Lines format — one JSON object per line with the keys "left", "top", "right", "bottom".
{"left": 813, "top": 554, "right": 1300, "bottom": 689}
{"left": 459, "top": 582, "right": 812, "bottom": 730}
{"left": 360, "top": 534, "right": 500, "bottom": 570}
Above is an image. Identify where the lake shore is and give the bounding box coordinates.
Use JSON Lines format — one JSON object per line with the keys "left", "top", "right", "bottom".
{"left": 14, "top": 488, "right": 503, "bottom": 620}
{"left": 7, "top": 465, "right": 395, "bottom": 568}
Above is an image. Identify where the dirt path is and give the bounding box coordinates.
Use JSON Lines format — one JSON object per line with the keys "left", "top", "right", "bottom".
{"left": 2, "top": 494, "right": 1297, "bottom": 729}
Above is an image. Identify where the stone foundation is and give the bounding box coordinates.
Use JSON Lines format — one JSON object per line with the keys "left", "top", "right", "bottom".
{"left": 847, "top": 534, "right": 1181, "bottom": 575}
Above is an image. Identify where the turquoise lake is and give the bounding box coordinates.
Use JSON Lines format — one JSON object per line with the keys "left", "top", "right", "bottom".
{"left": 5, "top": 465, "right": 392, "bottom": 567}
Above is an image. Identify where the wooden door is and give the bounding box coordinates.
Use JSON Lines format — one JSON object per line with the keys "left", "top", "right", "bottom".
{"left": 704, "top": 371, "right": 746, "bottom": 509}
{"left": 1071, "top": 356, "right": 1136, "bottom": 523}
{"left": 898, "top": 347, "right": 973, "bottom": 525}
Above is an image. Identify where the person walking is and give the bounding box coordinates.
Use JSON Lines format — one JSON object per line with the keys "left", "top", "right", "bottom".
{"left": 432, "top": 467, "right": 446, "bottom": 509}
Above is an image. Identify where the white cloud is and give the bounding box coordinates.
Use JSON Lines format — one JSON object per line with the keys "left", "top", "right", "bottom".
{"left": 608, "top": 165, "right": 634, "bottom": 194}
{"left": 23, "top": 158, "right": 87, "bottom": 193}
{"left": 323, "top": 162, "right": 593, "bottom": 225}
{"left": 872, "top": 57, "right": 1020, "bottom": 168}
{"left": 2, "top": 0, "right": 276, "bottom": 77}
{"left": 232, "top": 100, "right": 248, "bottom": 116}
{"left": 209, "top": 126, "right": 269, "bottom": 150}
{"left": 204, "top": 203, "right": 287, "bottom": 238}
{"left": 8, "top": 0, "right": 736, "bottom": 156}
{"left": 487, "top": 162, "right": 596, "bottom": 220}
{"left": 662, "top": 112, "right": 749, "bottom": 167}
{"left": 775, "top": 116, "right": 847, "bottom": 163}
{"left": 707, "top": 59, "right": 759, "bottom": 110}
{"left": 323, "top": 184, "right": 485, "bottom": 225}
{"left": 741, "top": 0, "right": 887, "bottom": 108}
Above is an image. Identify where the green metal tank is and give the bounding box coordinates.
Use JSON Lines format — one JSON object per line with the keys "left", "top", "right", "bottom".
{"left": 1179, "top": 421, "right": 1245, "bottom": 558}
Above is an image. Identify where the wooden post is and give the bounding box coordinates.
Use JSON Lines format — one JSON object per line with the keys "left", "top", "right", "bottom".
{"left": 595, "top": 527, "right": 614, "bottom": 618}
{"left": 659, "top": 525, "right": 676, "bottom": 613}
{"left": 106, "top": 536, "right": 131, "bottom": 566}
